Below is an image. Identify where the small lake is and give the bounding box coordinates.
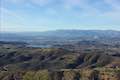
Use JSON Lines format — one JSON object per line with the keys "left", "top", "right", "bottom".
{"left": 27, "top": 44, "right": 52, "bottom": 48}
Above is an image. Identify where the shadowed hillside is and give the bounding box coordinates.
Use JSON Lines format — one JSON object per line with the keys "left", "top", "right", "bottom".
{"left": 0, "top": 42, "right": 120, "bottom": 71}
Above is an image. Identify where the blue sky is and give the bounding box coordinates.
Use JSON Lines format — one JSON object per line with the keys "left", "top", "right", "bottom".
{"left": 0, "top": 0, "right": 120, "bottom": 32}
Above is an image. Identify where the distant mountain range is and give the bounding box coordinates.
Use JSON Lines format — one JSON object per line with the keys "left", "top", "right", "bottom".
{"left": 0, "top": 30, "right": 120, "bottom": 41}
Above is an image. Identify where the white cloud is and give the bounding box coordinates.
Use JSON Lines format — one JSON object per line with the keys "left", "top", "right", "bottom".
{"left": 4, "top": 0, "right": 26, "bottom": 4}
{"left": 2, "top": 0, "right": 52, "bottom": 6}
{"left": 0, "top": 7, "right": 25, "bottom": 25}
{"left": 104, "top": 0, "right": 120, "bottom": 10}
{"left": 45, "top": 8, "right": 57, "bottom": 15}
{"left": 30, "top": 0, "right": 51, "bottom": 6}
{"left": 63, "top": 0, "right": 100, "bottom": 16}
{"left": 1, "top": 0, "right": 120, "bottom": 20}
{"left": 102, "top": 10, "right": 120, "bottom": 20}
{"left": 102, "top": 0, "right": 120, "bottom": 20}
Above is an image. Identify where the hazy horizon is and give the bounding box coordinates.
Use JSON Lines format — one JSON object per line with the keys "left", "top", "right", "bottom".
{"left": 1, "top": 28, "right": 120, "bottom": 33}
